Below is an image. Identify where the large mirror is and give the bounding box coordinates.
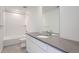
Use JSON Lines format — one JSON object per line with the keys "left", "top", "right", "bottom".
{"left": 42, "top": 6, "right": 60, "bottom": 36}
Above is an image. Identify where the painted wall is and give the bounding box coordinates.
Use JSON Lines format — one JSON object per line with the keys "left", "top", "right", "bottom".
{"left": 43, "top": 8, "right": 60, "bottom": 33}
{"left": 0, "top": 7, "right": 4, "bottom": 52}
{"left": 60, "top": 6, "right": 79, "bottom": 41}
{"left": 5, "top": 12, "right": 25, "bottom": 39}
{"left": 25, "top": 6, "right": 44, "bottom": 32}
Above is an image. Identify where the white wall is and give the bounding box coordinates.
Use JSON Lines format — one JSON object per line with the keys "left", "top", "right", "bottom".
{"left": 43, "top": 8, "right": 60, "bottom": 33}
{"left": 0, "top": 7, "right": 4, "bottom": 52}
{"left": 25, "top": 7, "right": 44, "bottom": 32}
{"left": 5, "top": 12, "right": 25, "bottom": 38}
{"left": 60, "top": 6, "right": 79, "bottom": 41}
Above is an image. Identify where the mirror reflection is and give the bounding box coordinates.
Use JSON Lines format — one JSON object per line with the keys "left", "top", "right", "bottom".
{"left": 41, "top": 6, "right": 60, "bottom": 36}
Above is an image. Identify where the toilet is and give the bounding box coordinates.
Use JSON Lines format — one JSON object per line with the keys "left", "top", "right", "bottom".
{"left": 19, "top": 35, "right": 26, "bottom": 48}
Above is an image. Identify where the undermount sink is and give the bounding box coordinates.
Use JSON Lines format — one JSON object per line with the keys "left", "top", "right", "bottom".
{"left": 37, "top": 35, "right": 48, "bottom": 38}
{"left": 51, "top": 34, "right": 57, "bottom": 36}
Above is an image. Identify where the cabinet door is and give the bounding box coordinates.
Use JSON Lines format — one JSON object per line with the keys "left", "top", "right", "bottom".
{"left": 26, "top": 35, "right": 45, "bottom": 53}
{"left": 30, "top": 37, "right": 47, "bottom": 52}
{"left": 30, "top": 40, "right": 45, "bottom": 53}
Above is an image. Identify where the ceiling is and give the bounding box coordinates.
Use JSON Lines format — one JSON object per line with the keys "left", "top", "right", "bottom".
{"left": 3, "top": 6, "right": 59, "bottom": 15}
{"left": 4, "top": 6, "right": 27, "bottom": 15}
{"left": 42, "top": 6, "right": 58, "bottom": 14}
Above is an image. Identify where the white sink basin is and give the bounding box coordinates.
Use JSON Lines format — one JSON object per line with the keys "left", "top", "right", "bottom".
{"left": 37, "top": 35, "right": 48, "bottom": 38}
{"left": 52, "top": 34, "right": 56, "bottom": 36}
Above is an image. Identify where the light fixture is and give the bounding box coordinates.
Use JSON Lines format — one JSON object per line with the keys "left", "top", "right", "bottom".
{"left": 12, "top": 13, "right": 21, "bottom": 16}
{"left": 5, "top": 8, "right": 25, "bottom": 15}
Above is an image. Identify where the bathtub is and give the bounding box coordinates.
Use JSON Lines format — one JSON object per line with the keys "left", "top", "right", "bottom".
{"left": 3, "top": 35, "right": 26, "bottom": 47}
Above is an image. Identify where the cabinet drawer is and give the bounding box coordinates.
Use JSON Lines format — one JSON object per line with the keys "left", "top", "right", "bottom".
{"left": 30, "top": 38, "right": 47, "bottom": 51}
{"left": 26, "top": 38, "right": 45, "bottom": 53}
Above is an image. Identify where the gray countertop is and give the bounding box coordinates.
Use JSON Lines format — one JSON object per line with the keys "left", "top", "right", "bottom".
{"left": 26, "top": 32, "right": 79, "bottom": 53}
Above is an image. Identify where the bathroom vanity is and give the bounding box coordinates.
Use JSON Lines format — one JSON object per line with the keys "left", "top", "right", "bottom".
{"left": 25, "top": 32, "right": 79, "bottom": 53}
{"left": 25, "top": 32, "right": 66, "bottom": 53}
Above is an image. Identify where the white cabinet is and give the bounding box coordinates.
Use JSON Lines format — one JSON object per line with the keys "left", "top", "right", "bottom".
{"left": 30, "top": 37, "right": 47, "bottom": 52}
{"left": 26, "top": 34, "right": 64, "bottom": 53}
{"left": 26, "top": 34, "right": 45, "bottom": 53}
{"left": 27, "top": 39, "right": 45, "bottom": 53}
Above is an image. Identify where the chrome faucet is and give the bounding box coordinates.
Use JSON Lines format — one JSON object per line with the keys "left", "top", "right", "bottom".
{"left": 46, "top": 31, "right": 53, "bottom": 36}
